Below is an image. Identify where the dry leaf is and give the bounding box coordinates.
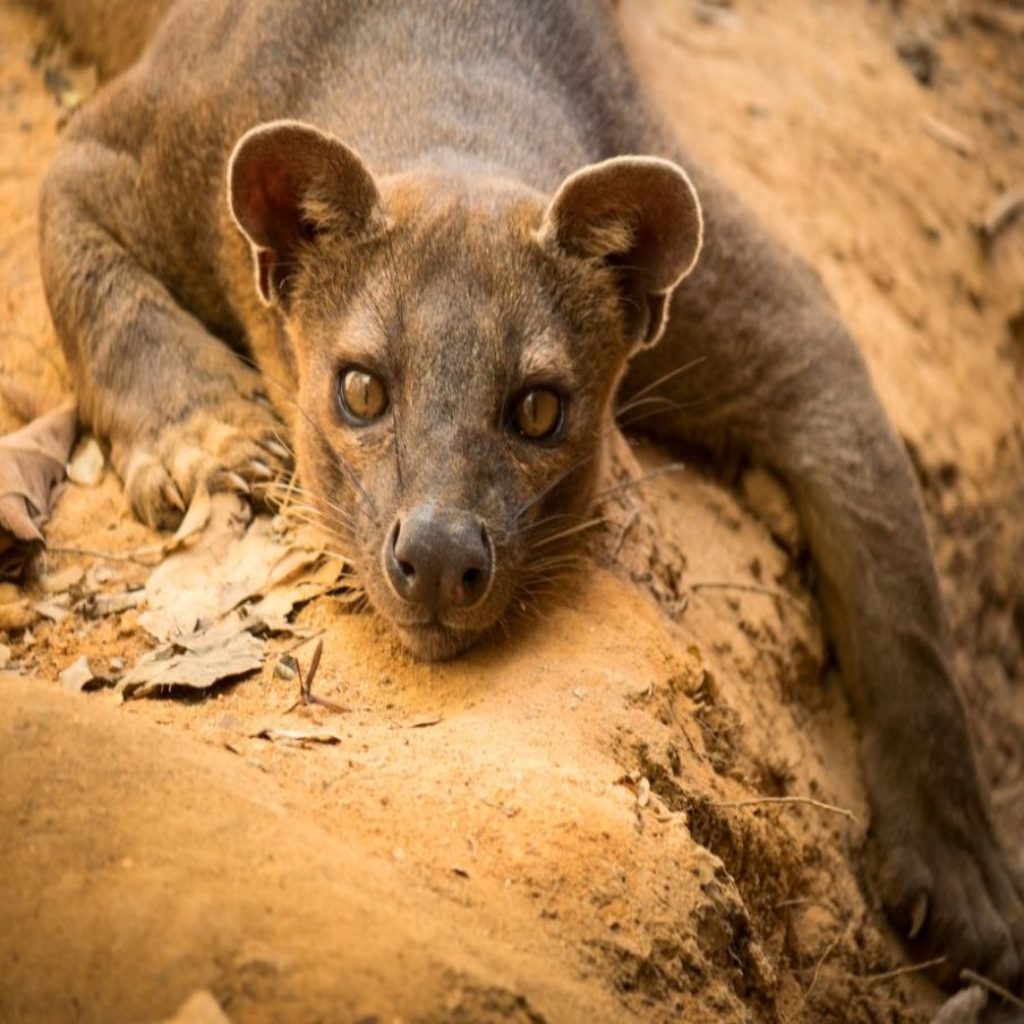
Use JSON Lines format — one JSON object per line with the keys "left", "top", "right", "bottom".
{"left": 251, "top": 725, "right": 343, "bottom": 746}
{"left": 0, "top": 401, "right": 76, "bottom": 578}
{"left": 246, "top": 556, "right": 346, "bottom": 632}
{"left": 408, "top": 714, "right": 443, "bottom": 729}
{"left": 39, "top": 565, "right": 84, "bottom": 594}
{"left": 0, "top": 642, "right": 10, "bottom": 669}
{"left": 59, "top": 655, "right": 108, "bottom": 692}
{"left": 33, "top": 600, "right": 71, "bottom": 623}
{"left": 77, "top": 589, "right": 144, "bottom": 619}
{"left": 121, "top": 613, "right": 264, "bottom": 699}
{"left": 139, "top": 494, "right": 325, "bottom": 642}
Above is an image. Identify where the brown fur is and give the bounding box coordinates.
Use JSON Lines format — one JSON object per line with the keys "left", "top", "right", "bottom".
{"left": 37, "top": 0, "right": 1023, "bottom": 993}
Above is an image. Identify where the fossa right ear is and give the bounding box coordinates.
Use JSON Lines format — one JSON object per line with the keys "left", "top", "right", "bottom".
{"left": 228, "top": 120, "right": 385, "bottom": 307}
{"left": 539, "top": 156, "right": 703, "bottom": 349}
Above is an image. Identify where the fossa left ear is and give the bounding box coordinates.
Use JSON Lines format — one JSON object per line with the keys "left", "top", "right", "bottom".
{"left": 539, "top": 156, "right": 703, "bottom": 348}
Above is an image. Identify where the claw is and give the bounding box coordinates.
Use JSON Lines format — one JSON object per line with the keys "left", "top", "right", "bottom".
{"left": 908, "top": 891, "right": 929, "bottom": 940}
{"left": 262, "top": 437, "right": 291, "bottom": 461}
{"left": 246, "top": 459, "right": 276, "bottom": 482}
{"left": 222, "top": 471, "right": 251, "bottom": 494}
{"left": 162, "top": 480, "right": 186, "bottom": 512}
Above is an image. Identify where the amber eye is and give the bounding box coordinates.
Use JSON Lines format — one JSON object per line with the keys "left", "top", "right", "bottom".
{"left": 512, "top": 388, "right": 563, "bottom": 441}
{"left": 337, "top": 367, "right": 388, "bottom": 424}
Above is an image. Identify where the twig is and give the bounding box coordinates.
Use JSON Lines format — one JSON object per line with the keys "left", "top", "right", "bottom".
{"left": 712, "top": 796, "right": 858, "bottom": 824}
{"left": 921, "top": 114, "right": 976, "bottom": 158}
{"left": 282, "top": 629, "right": 326, "bottom": 656}
{"left": 976, "top": 183, "right": 1024, "bottom": 245}
{"left": 689, "top": 580, "right": 814, "bottom": 619}
{"left": 285, "top": 638, "right": 347, "bottom": 714}
{"left": 610, "top": 508, "right": 639, "bottom": 559}
{"left": 860, "top": 956, "right": 946, "bottom": 983}
{"left": 46, "top": 544, "right": 162, "bottom": 567}
{"left": 802, "top": 930, "right": 845, "bottom": 1006}
{"left": 960, "top": 968, "right": 1024, "bottom": 1011}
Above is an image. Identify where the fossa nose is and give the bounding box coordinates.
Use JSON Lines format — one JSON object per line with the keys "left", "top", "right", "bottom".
{"left": 385, "top": 506, "right": 492, "bottom": 614}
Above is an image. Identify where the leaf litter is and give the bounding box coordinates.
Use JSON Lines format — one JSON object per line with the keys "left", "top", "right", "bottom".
{"left": 120, "top": 612, "right": 264, "bottom": 699}
{"left": 116, "top": 492, "right": 348, "bottom": 701}
{"left": 0, "top": 400, "right": 76, "bottom": 580}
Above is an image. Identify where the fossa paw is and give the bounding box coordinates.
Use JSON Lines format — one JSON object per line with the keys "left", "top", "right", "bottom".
{"left": 117, "top": 397, "right": 291, "bottom": 531}
{"left": 876, "top": 808, "right": 1024, "bottom": 992}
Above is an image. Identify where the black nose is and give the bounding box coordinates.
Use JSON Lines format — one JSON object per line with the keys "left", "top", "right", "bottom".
{"left": 385, "top": 507, "right": 492, "bottom": 613}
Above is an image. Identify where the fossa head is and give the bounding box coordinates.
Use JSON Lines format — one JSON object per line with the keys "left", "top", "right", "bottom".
{"left": 229, "top": 120, "right": 702, "bottom": 658}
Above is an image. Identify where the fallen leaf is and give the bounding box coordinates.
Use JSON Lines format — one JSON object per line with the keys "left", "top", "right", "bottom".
{"left": 408, "top": 714, "right": 443, "bottom": 729}
{"left": 121, "top": 613, "right": 264, "bottom": 699}
{"left": 39, "top": 565, "right": 84, "bottom": 594}
{"left": 0, "top": 401, "right": 76, "bottom": 579}
{"left": 0, "top": 642, "right": 10, "bottom": 669}
{"left": 77, "top": 589, "right": 145, "bottom": 619}
{"left": 246, "top": 557, "right": 346, "bottom": 632}
{"left": 138, "top": 494, "right": 325, "bottom": 642}
{"left": 33, "top": 600, "right": 71, "bottom": 623}
{"left": 251, "top": 725, "right": 343, "bottom": 746}
{"left": 59, "top": 655, "right": 108, "bottom": 692}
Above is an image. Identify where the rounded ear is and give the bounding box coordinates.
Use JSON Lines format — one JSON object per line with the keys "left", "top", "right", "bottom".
{"left": 539, "top": 156, "right": 703, "bottom": 348}
{"left": 228, "top": 120, "right": 384, "bottom": 307}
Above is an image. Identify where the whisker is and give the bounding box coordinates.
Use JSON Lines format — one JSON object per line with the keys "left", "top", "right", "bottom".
{"left": 530, "top": 515, "right": 610, "bottom": 549}
{"left": 514, "top": 453, "right": 594, "bottom": 520}
{"left": 590, "top": 462, "right": 688, "bottom": 504}
{"left": 616, "top": 354, "right": 707, "bottom": 412}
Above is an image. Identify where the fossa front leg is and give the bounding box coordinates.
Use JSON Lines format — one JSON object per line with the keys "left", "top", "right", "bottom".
{"left": 39, "top": 136, "right": 288, "bottom": 530}
{"left": 626, "top": 160, "right": 1024, "bottom": 988}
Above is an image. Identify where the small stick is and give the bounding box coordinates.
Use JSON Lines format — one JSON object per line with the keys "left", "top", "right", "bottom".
{"left": 285, "top": 638, "right": 347, "bottom": 714}
{"left": 689, "top": 580, "right": 814, "bottom": 618}
{"left": 921, "top": 114, "right": 976, "bottom": 158}
{"left": 283, "top": 629, "right": 326, "bottom": 657}
{"left": 960, "top": 968, "right": 1024, "bottom": 1011}
{"left": 976, "top": 183, "right": 1024, "bottom": 244}
{"left": 712, "top": 796, "right": 858, "bottom": 824}
{"left": 860, "top": 956, "right": 946, "bottom": 983}
{"left": 46, "top": 544, "right": 161, "bottom": 566}
{"left": 610, "top": 508, "right": 639, "bottom": 558}
{"left": 801, "top": 930, "right": 845, "bottom": 1006}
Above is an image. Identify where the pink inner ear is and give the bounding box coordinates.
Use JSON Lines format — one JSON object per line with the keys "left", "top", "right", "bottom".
{"left": 239, "top": 163, "right": 302, "bottom": 254}
{"left": 256, "top": 248, "right": 275, "bottom": 302}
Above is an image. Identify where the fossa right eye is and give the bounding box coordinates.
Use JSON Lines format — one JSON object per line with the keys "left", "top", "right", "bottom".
{"left": 510, "top": 387, "right": 564, "bottom": 442}
{"left": 337, "top": 366, "right": 388, "bottom": 424}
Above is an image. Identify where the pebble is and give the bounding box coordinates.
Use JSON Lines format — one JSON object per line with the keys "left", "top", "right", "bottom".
{"left": 274, "top": 655, "right": 298, "bottom": 681}
{"left": 66, "top": 436, "right": 105, "bottom": 486}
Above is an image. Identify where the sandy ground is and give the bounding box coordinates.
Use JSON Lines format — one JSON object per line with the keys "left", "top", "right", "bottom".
{"left": 1, "top": 1, "right": 1022, "bottom": 1022}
